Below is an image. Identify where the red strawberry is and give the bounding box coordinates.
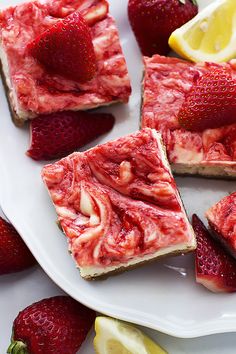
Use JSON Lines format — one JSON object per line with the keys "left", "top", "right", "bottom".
{"left": 28, "top": 12, "right": 96, "bottom": 83}
{"left": 192, "top": 214, "right": 236, "bottom": 293}
{"left": 128, "top": 0, "right": 198, "bottom": 56}
{"left": 0, "top": 216, "right": 36, "bottom": 275}
{"left": 178, "top": 68, "right": 236, "bottom": 131}
{"left": 27, "top": 111, "right": 115, "bottom": 161}
{"left": 223, "top": 126, "right": 236, "bottom": 160}
{"left": 7, "top": 296, "right": 96, "bottom": 354}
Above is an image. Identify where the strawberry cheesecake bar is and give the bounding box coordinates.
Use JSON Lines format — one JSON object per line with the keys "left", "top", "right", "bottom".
{"left": 206, "top": 192, "right": 236, "bottom": 259}
{"left": 42, "top": 128, "right": 196, "bottom": 279}
{"left": 142, "top": 55, "right": 236, "bottom": 178}
{"left": 0, "top": 0, "right": 131, "bottom": 125}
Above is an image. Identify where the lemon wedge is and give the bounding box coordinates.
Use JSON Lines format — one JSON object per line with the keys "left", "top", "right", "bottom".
{"left": 94, "top": 316, "right": 167, "bottom": 354}
{"left": 169, "top": 0, "right": 236, "bottom": 62}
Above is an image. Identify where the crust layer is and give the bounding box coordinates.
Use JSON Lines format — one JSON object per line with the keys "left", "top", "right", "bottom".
{"left": 172, "top": 163, "right": 236, "bottom": 179}
{"left": 79, "top": 242, "right": 196, "bottom": 280}
{"left": 0, "top": 58, "right": 23, "bottom": 126}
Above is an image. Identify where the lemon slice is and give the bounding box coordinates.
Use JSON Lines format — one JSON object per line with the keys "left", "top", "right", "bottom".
{"left": 94, "top": 316, "right": 167, "bottom": 354}
{"left": 169, "top": 0, "right": 236, "bottom": 62}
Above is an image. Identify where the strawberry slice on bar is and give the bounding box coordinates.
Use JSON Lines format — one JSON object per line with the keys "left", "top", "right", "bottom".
{"left": 192, "top": 214, "right": 236, "bottom": 293}
{"left": 206, "top": 193, "right": 236, "bottom": 259}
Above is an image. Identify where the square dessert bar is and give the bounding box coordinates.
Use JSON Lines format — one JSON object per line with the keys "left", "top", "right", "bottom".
{"left": 142, "top": 54, "right": 236, "bottom": 178}
{"left": 206, "top": 192, "right": 236, "bottom": 259}
{"left": 42, "top": 128, "right": 196, "bottom": 279}
{"left": 0, "top": 0, "right": 131, "bottom": 125}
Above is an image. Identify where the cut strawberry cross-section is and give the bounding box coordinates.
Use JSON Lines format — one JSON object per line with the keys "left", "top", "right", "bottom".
{"left": 192, "top": 214, "right": 236, "bottom": 293}
{"left": 206, "top": 192, "right": 236, "bottom": 259}
{"left": 42, "top": 128, "right": 195, "bottom": 279}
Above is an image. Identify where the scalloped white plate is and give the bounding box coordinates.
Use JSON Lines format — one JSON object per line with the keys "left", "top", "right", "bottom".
{"left": 1, "top": 0, "right": 236, "bottom": 338}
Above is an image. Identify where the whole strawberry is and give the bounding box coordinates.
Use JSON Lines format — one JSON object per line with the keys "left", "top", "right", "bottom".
{"left": 178, "top": 68, "right": 236, "bottom": 131}
{"left": 192, "top": 214, "right": 236, "bottom": 293}
{"left": 7, "top": 296, "right": 96, "bottom": 354}
{"left": 27, "top": 111, "right": 115, "bottom": 161}
{"left": 0, "top": 216, "right": 36, "bottom": 275}
{"left": 28, "top": 12, "right": 96, "bottom": 83}
{"left": 128, "top": 0, "right": 198, "bottom": 56}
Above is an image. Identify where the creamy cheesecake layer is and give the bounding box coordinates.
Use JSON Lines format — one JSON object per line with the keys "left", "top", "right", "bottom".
{"left": 0, "top": 0, "right": 131, "bottom": 120}
{"left": 206, "top": 193, "right": 236, "bottom": 257}
{"left": 142, "top": 55, "right": 236, "bottom": 175}
{"left": 42, "top": 128, "right": 195, "bottom": 278}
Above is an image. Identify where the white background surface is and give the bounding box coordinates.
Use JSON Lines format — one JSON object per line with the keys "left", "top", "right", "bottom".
{"left": 1, "top": 0, "right": 236, "bottom": 351}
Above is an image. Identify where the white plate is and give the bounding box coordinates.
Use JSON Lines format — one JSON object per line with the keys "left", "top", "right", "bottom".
{"left": 0, "top": 0, "right": 236, "bottom": 338}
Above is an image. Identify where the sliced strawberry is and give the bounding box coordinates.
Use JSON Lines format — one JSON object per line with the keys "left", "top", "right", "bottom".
{"left": 28, "top": 12, "right": 97, "bottom": 83}
{"left": 27, "top": 111, "right": 115, "bottom": 161}
{"left": 0, "top": 217, "right": 36, "bottom": 275}
{"left": 128, "top": 0, "right": 198, "bottom": 56}
{"left": 192, "top": 214, "right": 236, "bottom": 293}
{"left": 178, "top": 68, "right": 236, "bottom": 131}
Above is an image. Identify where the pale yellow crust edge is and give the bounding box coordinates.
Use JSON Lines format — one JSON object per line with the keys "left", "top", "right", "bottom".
{"left": 172, "top": 163, "right": 236, "bottom": 180}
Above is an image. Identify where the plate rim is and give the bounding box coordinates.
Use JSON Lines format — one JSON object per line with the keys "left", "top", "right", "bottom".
{"left": 1, "top": 193, "right": 236, "bottom": 339}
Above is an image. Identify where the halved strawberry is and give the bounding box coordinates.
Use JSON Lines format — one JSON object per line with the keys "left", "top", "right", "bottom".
{"left": 178, "top": 68, "right": 236, "bottom": 131}
{"left": 26, "top": 111, "right": 115, "bottom": 161}
{"left": 192, "top": 214, "right": 236, "bottom": 293}
{"left": 49, "top": 0, "right": 109, "bottom": 25}
{"left": 28, "top": 12, "right": 96, "bottom": 83}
